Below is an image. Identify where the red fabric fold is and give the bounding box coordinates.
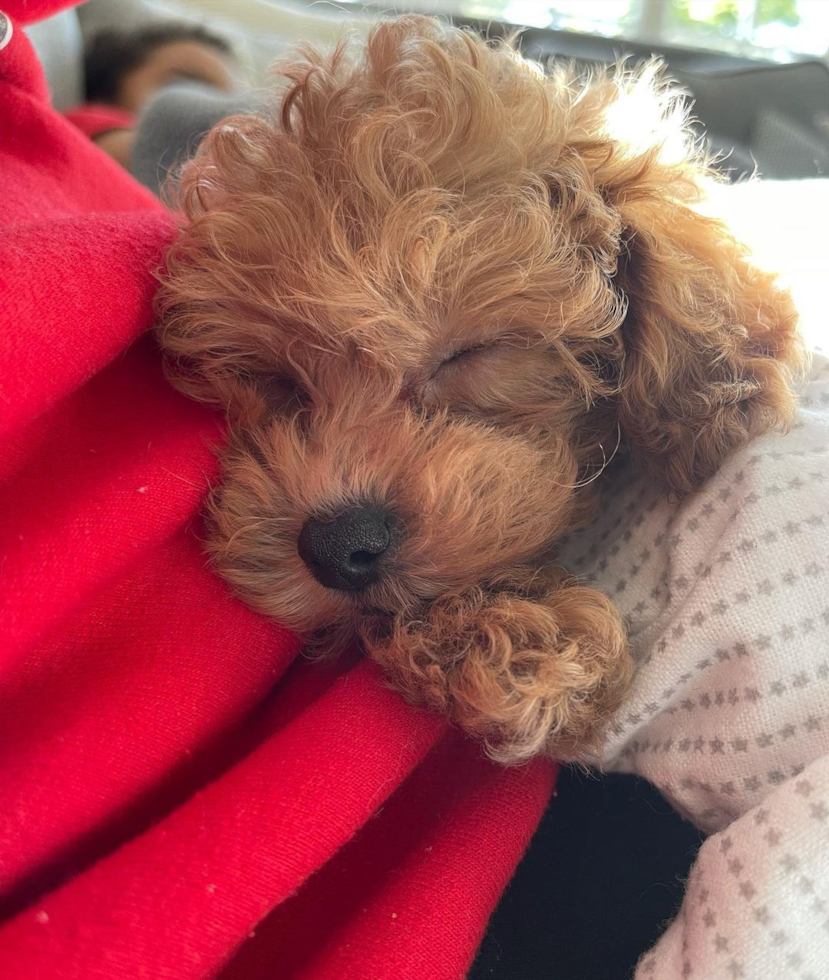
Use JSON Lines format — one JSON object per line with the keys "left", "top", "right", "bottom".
{"left": 65, "top": 103, "right": 136, "bottom": 139}
{"left": 0, "top": 214, "right": 176, "bottom": 440}
{"left": 0, "top": 7, "right": 556, "bottom": 978}
{"left": 223, "top": 735, "right": 554, "bottom": 980}
{"left": 0, "top": 662, "right": 450, "bottom": 979}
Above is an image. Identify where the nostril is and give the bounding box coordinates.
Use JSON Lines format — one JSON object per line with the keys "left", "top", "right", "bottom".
{"left": 350, "top": 550, "right": 379, "bottom": 567}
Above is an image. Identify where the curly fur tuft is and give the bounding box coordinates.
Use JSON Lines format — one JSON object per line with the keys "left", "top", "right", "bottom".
{"left": 363, "top": 567, "right": 632, "bottom": 763}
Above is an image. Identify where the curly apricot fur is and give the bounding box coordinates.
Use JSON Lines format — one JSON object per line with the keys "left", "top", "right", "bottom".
{"left": 156, "top": 16, "right": 804, "bottom": 763}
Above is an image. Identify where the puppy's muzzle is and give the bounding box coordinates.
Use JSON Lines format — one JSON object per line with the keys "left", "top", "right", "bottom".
{"left": 298, "top": 505, "right": 393, "bottom": 591}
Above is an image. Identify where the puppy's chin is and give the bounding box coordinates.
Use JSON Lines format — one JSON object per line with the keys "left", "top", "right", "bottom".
{"left": 206, "top": 534, "right": 353, "bottom": 639}
{"left": 208, "top": 544, "right": 412, "bottom": 656}
{"left": 246, "top": 577, "right": 440, "bottom": 659}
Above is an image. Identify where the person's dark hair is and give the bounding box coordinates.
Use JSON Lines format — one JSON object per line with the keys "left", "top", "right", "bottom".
{"left": 85, "top": 23, "right": 233, "bottom": 104}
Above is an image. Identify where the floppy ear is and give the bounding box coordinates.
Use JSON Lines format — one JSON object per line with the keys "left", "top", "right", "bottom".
{"left": 575, "top": 65, "right": 804, "bottom": 496}
{"left": 612, "top": 190, "right": 802, "bottom": 495}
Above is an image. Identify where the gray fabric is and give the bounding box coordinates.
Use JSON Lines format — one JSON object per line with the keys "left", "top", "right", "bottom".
{"left": 131, "top": 84, "right": 256, "bottom": 197}
{"left": 24, "top": 9, "right": 84, "bottom": 110}
{"left": 673, "top": 61, "right": 829, "bottom": 182}
{"left": 753, "top": 109, "right": 829, "bottom": 180}
{"left": 76, "top": 0, "right": 168, "bottom": 36}
{"left": 704, "top": 134, "right": 757, "bottom": 182}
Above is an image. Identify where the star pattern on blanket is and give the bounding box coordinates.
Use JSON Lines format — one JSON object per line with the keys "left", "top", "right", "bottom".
{"left": 558, "top": 353, "right": 829, "bottom": 980}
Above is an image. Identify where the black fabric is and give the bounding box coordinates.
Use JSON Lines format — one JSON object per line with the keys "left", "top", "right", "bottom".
{"left": 470, "top": 768, "right": 703, "bottom": 980}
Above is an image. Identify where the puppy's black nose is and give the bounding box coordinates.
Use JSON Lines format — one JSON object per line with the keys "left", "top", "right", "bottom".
{"left": 298, "top": 506, "right": 392, "bottom": 591}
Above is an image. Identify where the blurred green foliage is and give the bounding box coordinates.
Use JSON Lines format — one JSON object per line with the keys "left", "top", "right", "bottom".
{"left": 670, "top": 0, "right": 801, "bottom": 33}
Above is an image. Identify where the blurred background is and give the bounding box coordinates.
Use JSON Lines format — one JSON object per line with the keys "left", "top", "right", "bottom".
{"left": 27, "top": 0, "right": 829, "bottom": 180}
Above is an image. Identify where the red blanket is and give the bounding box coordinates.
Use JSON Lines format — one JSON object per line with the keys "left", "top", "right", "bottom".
{"left": 0, "top": 5, "right": 556, "bottom": 977}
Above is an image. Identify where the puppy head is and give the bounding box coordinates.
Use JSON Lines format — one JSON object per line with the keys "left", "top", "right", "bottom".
{"left": 156, "top": 16, "right": 802, "bottom": 650}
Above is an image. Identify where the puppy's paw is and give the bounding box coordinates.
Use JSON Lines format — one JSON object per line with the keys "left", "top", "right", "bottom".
{"left": 362, "top": 571, "right": 632, "bottom": 763}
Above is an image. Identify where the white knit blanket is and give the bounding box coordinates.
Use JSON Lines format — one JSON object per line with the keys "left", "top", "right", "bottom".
{"left": 557, "top": 180, "right": 829, "bottom": 980}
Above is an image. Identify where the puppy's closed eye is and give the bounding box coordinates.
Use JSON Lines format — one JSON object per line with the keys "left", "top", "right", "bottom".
{"left": 423, "top": 341, "right": 574, "bottom": 421}
{"left": 257, "top": 375, "right": 312, "bottom": 415}
{"left": 425, "top": 342, "right": 507, "bottom": 403}
{"left": 438, "top": 343, "right": 494, "bottom": 370}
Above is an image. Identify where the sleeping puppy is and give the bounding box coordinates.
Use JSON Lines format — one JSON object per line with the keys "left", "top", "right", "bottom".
{"left": 156, "top": 16, "right": 803, "bottom": 763}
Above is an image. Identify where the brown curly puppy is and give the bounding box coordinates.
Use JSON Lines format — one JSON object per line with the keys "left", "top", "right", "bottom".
{"left": 156, "top": 16, "right": 802, "bottom": 763}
